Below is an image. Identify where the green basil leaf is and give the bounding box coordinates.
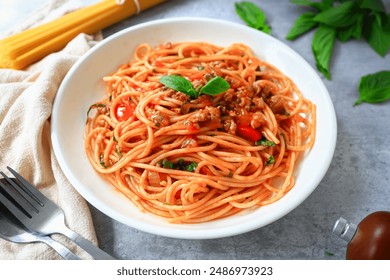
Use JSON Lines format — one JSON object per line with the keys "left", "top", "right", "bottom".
{"left": 374, "top": 12, "right": 384, "bottom": 27}
{"left": 320, "top": 0, "right": 335, "bottom": 10}
{"left": 355, "top": 71, "right": 390, "bottom": 105}
{"left": 359, "top": 0, "right": 386, "bottom": 13}
{"left": 365, "top": 13, "right": 390, "bottom": 57}
{"left": 312, "top": 24, "right": 336, "bottom": 80}
{"left": 259, "top": 24, "right": 271, "bottom": 35}
{"left": 159, "top": 75, "right": 198, "bottom": 98}
{"left": 235, "top": 1, "right": 266, "bottom": 29}
{"left": 337, "top": 14, "right": 364, "bottom": 42}
{"left": 286, "top": 12, "right": 318, "bottom": 40}
{"left": 235, "top": 1, "right": 271, "bottom": 34}
{"left": 290, "top": 0, "right": 324, "bottom": 11}
{"left": 385, "top": 14, "right": 390, "bottom": 32}
{"left": 313, "top": 1, "right": 358, "bottom": 28}
{"left": 199, "top": 76, "right": 230, "bottom": 95}
{"left": 187, "top": 88, "right": 199, "bottom": 98}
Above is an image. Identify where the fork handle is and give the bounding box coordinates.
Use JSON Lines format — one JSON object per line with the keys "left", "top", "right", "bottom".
{"left": 38, "top": 235, "right": 81, "bottom": 260}
{"left": 60, "top": 226, "right": 115, "bottom": 260}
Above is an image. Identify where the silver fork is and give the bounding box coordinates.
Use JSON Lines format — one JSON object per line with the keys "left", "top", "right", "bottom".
{"left": 0, "top": 196, "right": 80, "bottom": 260}
{"left": 0, "top": 167, "right": 115, "bottom": 260}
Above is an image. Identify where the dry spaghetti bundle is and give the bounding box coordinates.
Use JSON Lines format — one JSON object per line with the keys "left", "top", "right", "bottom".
{"left": 85, "top": 42, "right": 316, "bottom": 223}
{"left": 0, "top": 0, "right": 164, "bottom": 69}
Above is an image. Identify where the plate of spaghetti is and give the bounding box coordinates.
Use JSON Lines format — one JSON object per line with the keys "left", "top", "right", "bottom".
{"left": 51, "top": 17, "right": 336, "bottom": 239}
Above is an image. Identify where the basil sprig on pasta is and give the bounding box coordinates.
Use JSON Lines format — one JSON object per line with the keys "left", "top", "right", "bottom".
{"left": 159, "top": 75, "right": 230, "bottom": 99}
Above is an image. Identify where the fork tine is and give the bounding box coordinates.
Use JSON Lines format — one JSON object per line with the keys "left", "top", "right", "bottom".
{"left": 0, "top": 172, "right": 41, "bottom": 211}
{"left": 0, "top": 190, "right": 32, "bottom": 222}
{"left": 6, "top": 166, "right": 44, "bottom": 206}
{"left": 0, "top": 178, "right": 38, "bottom": 215}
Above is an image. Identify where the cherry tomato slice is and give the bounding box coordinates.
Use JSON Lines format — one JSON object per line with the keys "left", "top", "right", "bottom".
{"left": 237, "top": 125, "right": 262, "bottom": 142}
{"left": 115, "top": 102, "right": 135, "bottom": 122}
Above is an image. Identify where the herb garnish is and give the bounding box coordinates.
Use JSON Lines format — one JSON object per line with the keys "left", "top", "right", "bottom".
{"left": 87, "top": 103, "right": 106, "bottom": 117}
{"left": 159, "top": 158, "right": 198, "bottom": 172}
{"left": 266, "top": 155, "right": 275, "bottom": 166}
{"left": 355, "top": 70, "right": 390, "bottom": 105}
{"left": 235, "top": 1, "right": 271, "bottom": 34}
{"left": 99, "top": 154, "right": 106, "bottom": 168}
{"left": 287, "top": 0, "right": 390, "bottom": 79}
{"left": 112, "top": 136, "right": 123, "bottom": 157}
{"left": 185, "top": 162, "right": 198, "bottom": 172}
{"left": 255, "top": 136, "right": 275, "bottom": 147}
{"left": 160, "top": 158, "right": 174, "bottom": 169}
{"left": 159, "top": 75, "right": 230, "bottom": 99}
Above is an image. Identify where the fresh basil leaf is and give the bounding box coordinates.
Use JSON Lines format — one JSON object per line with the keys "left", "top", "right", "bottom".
{"left": 235, "top": 1, "right": 271, "bottom": 34}
{"left": 159, "top": 75, "right": 193, "bottom": 92}
{"left": 385, "top": 14, "right": 390, "bottom": 32}
{"left": 259, "top": 24, "right": 271, "bottom": 35}
{"left": 359, "top": 0, "right": 385, "bottom": 13}
{"left": 313, "top": 1, "right": 358, "bottom": 28}
{"left": 374, "top": 12, "right": 384, "bottom": 27}
{"left": 159, "top": 75, "right": 198, "bottom": 98}
{"left": 337, "top": 14, "right": 364, "bottom": 42}
{"left": 286, "top": 12, "right": 318, "bottom": 40}
{"left": 290, "top": 0, "right": 324, "bottom": 11}
{"left": 365, "top": 13, "right": 390, "bottom": 57}
{"left": 320, "top": 0, "right": 335, "bottom": 10}
{"left": 312, "top": 24, "right": 336, "bottom": 80}
{"left": 199, "top": 76, "right": 230, "bottom": 95}
{"left": 235, "top": 1, "right": 266, "bottom": 29}
{"left": 187, "top": 88, "right": 199, "bottom": 98}
{"left": 355, "top": 71, "right": 390, "bottom": 105}
{"left": 160, "top": 75, "right": 230, "bottom": 98}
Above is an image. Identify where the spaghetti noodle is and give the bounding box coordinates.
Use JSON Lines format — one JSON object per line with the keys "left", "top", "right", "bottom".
{"left": 85, "top": 42, "right": 316, "bottom": 223}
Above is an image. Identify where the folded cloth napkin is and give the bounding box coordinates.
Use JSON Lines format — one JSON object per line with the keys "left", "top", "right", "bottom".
{"left": 0, "top": 0, "right": 102, "bottom": 260}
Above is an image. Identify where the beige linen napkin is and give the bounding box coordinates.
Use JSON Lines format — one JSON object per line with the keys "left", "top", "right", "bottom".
{"left": 0, "top": 0, "right": 103, "bottom": 260}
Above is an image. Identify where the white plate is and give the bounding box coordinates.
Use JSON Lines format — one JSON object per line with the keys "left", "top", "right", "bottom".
{"left": 51, "top": 17, "right": 337, "bottom": 239}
